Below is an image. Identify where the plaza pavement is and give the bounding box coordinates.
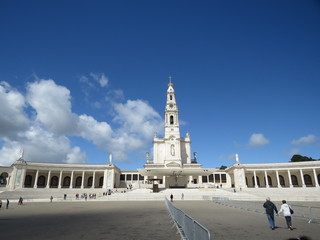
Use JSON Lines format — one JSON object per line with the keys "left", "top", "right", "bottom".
{"left": 174, "top": 200, "right": 319, "bottom": 240}
{"left": 0, "top": 199, "right": 319, "bottom": 240}
{"left": 0, "top": 201, "right": 179, "bottom": 240}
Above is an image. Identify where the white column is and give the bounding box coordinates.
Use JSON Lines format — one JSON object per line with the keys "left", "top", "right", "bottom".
{"left": 288, "top": 170, "right": 293, "bottom": 188}
{"left": 264, "top": 171, "right": 269, "bottom": 188}
{"left": 69, "top": 171, "right": 74, "bottom": 189}
{"left": 46, "top": 170, "right": 51, "bottom": 188}
{"left": 276, "top": 170, "right": 281, "bottom": 188}
{"left": 103, "top": 170, "right": 108, "bottom": 189}
{"left": 81, "top": 171, "right": 85, "bottom": 189}
{"left": 253, "top": 171, "right": 258, "bottom": 188}
{"left": 162, "top": 176, "right": 166, "bottom": 187}
{"left": 300, "top": 169, "right": 306, "bottom": 187}
{"left": 33, "top": 170, "right": 39, "bottom": 188}
{"left": 20, "top": 169, "right": 27, "bottom": 188}
{"left": 313, "top": 169, "right": 319, "bottom": 187}
{"left": 58, "top": 171, "right": 63, "bottom": 189}
{"left": 92, "top": 171, "right": 96, "bottom": 188}
{"left": 198, "top": 175, "right": 202, "bottom": 184}
{"left": 189, "top": 176, "right": 193, "bottom": 184}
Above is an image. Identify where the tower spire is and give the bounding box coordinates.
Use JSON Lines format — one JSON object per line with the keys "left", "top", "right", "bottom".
{"left": 168, "top": 76, "right": 173, "bottom": 87}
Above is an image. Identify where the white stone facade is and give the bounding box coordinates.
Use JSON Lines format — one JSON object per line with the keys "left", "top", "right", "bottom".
{"left": 1, "top": 81, "right": 320, "bottom": 191}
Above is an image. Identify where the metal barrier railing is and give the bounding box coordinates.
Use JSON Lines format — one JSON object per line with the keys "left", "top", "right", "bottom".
{"left": 211, "top": 197, "right": 320, "bottom": 224}
{"left": 165, "top": 197, "right": 211, "bottom": 240}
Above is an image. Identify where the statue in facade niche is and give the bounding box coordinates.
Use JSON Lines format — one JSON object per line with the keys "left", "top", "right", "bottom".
{"left": 171, "top": 144, "right": 175, "bottom": 156}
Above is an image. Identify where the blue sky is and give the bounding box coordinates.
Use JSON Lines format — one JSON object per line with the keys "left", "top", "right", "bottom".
{"left": 0, "top": 0, "right": 319, "bottom": 169}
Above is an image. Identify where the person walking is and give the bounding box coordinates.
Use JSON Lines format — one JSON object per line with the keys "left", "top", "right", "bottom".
{"left": 50, "top": 196, "right": 53, "bottom": 203}
{"left": 263, "top": 197, "right": 278, "bottom": 230}
{"left": 6, "top": 199, "right": 9, "bottom": 209}
{"left": 170, "top": 194, "right": 173, "bottom": 202}
{"left": 0, "top": 199, "right": 2, "bottom": 209}
{"left": 278, "top": 200, "right": 293, "bottom": 230}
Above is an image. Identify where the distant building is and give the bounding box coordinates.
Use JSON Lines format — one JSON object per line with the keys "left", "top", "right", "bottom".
{"left": 1, "top": 81, "right": 320, "bottom": 191}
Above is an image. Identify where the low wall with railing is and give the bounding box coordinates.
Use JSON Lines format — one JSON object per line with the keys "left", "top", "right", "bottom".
{"left": 165, "top": 197, "right": 211, "bottom": 240}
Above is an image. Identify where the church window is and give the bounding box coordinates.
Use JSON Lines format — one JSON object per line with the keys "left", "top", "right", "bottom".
{"left": 291, "top": 175, "right": 298, "bottom": 186}
{"left": 202, "top": 176, "right": 208, "bottom": 183}
{"left": 120, "top": 174, "right": 125, "bottom": 181}
{"left": 87, "top": 176, "right": 93, "bottom": 187}
{"left": 221, "top": 174, "right": 227, "bottom": 183}
{"left": 133, "top": 174, "right": 138, "bottom": 181}
{"left": 24, "top": 175, "right": 32, "bottom": 188}
{"left": 126, "top": 174, "right": 132, "bottom": 181}
{"left": 279, "top": 175, "right": 285, "bottom": 186}
{"left": 170, "top": 116, "right": 174, "bottom": 125}
{"left": 214, "top": 174, "right": 220, "bottom": 182}
{"left": 170, "top": 95, "right": 172, "bottom": 100}
{"left": 63, "top": 176, "right": 70, "bottom": 187}
{"left": 139, "top": 174, "right": 144, "bottom": 180}
{"left": 75, "top": 176, "right": 82, "bottom": 188}
{"left": 37, "top": 175, "right": 46, "bottom": 188}
{"left": 50, "top": 176, "right": 59, "bottom": 188}
{"left": 304, "top": 174, "right": 313, "bottom": 186}
{"left": 208, "top": 174, "right": 214, "bottom": 182}
{"left": 99, "top": 177, "right": 103, "bottom": 187}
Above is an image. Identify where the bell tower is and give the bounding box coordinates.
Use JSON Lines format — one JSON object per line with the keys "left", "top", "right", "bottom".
{"left": 164, "top": 77, "right": 180, "bottom": 139}
{"left": 152, "top": 77, "right": 192, "bottom": 165}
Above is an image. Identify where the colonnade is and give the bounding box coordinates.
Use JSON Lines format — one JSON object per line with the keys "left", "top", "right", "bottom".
{"left": 246, "top": 168, "right": 320, "bottom": 188}
{"left": 10, "top": 168, "right": 117, "bottom": 190}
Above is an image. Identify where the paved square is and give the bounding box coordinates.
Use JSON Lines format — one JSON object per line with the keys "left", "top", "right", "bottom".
{"left": 0, "top": 201, "right": 179, "bottom": 240}
{"left": 174, "top": 201, "right": 319, "bottom": 240}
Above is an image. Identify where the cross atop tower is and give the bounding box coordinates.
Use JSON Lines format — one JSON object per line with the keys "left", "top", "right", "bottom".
{"left": 168, "top": 76, "right": 173, "bottom": 87}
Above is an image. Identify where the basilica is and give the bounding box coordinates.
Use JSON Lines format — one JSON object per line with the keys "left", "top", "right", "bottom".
{"left": 1, "top": 81, "right": 320, "bottom": 192}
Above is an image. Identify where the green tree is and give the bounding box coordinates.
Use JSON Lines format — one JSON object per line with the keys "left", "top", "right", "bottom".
{"left": 290, "top": 154, "right": 316, "bottom": 162}
{"left": 219, "top": 165, "right": 227, "bottom": 170}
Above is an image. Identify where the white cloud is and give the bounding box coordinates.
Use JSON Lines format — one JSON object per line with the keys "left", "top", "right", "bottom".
{"left": 26, "top": 79, "right": 78, "bottom": 134}
{"left": 77, "top": 114, "right": 113, "bottom": 149}
{"left": 113, "top": 99, "right": 163, "bottom": 139}
{"left": 291, "top": 134, "right": 317, "bottom": 145}
{"left": 66, "top": 146, "right": 86, "bottom": 164}
{"left": 248, "top": 133, "right": 269, "bottom": 147}
{"left": 0, "top": 81, "right": 29, "bottom": 138}
{"left": 90, "top": 73, "right": 108, "bottom": 87}
{"left": 0, "top": 125, "right": 86, "bottom": 165}
{"left": 0, "top": 77, "right": 163, "bottom": 165}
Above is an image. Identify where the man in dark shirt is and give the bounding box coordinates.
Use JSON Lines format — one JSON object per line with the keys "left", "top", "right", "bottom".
{"left": 263, "top": 197, "right": 278, "bottom": 230}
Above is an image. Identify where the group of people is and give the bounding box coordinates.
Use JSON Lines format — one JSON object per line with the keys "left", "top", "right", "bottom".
{"left": 263, "top": 197, "right": 294, "bottom": 230}
{"left": 0, "top": 199, "right": 10, "bottom": 209}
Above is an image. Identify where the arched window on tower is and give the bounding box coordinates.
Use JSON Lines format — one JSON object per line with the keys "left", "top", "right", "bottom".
{"left": 170, "top": 95, "right": 172, "bottom": 100}
{"left": 170, "top": 116, "right": 174, "bottom": 125}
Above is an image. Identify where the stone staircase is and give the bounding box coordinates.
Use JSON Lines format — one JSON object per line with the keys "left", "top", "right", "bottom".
{"left": 1, "top": 187, "right": 319, "bottom": 202}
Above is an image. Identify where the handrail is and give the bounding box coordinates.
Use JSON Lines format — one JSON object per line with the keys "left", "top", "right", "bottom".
{"left": 165, "top": 197, "right": 211, "bottom": 240}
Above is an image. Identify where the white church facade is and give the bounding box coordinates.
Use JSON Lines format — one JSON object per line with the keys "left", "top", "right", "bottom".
{"left": 1, "top": 81, "right": 320, "bottom": 192}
